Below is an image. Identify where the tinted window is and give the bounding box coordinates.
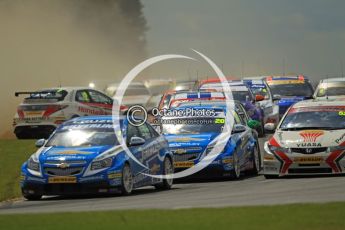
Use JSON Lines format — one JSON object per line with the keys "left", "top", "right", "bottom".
{"left": 137, "top": 124, "right": 152, "bottom": 140}
{"left": 147, "top": 123, "right": 159, "bottom": 138}
{"left": 88, "top": 90, "right": 112, "bottom": 104}
{"left": 317, "top": 82, "right": 345, "bottom": 97}
{"left": 280, "top": 109, "right": 345, "bottom": 130}
{"left": 127, "top": 124, "right": 139, "bottom": 141}
{"left": 76, "top": 90, "right": 91, "bottom": 103}
{"left": 46, "top": 129, "right": 118, "bottom": 147}
{"left": 236, "top": 103, "right": 249, "bottom": 125}
{"left": 267, "top": 81, "right": 314, "bottom": 97}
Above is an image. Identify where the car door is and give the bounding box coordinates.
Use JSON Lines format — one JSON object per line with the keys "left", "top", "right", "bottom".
{"left": 136, "top": 123, "right": 162, "bottom": 175}
{"left": 234, "top": 111, "right": 253, "bottom": 170}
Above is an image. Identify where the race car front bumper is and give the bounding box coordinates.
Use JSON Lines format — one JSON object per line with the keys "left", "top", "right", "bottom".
{"left": 21, "top": 167, "right": 124, "bottom": 196}
{"left": 263, "top": 147, "right": 345, "bottom": 176}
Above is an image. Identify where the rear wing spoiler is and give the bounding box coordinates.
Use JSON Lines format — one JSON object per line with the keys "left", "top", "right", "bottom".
{"left": 15, "top": 92, "right": 36, "bottom": 97}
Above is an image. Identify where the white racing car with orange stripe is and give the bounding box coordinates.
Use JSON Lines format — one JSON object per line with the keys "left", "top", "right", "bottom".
{"left": 13, "top": 87, "right": 123, "bottom": 139}
{"left": 263, "top": 99, "right": 345, "bottom": 178}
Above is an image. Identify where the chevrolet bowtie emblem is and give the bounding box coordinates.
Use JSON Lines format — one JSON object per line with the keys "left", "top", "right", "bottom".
{"left": 57, "top": 162, "right": 70, "bottom": 169}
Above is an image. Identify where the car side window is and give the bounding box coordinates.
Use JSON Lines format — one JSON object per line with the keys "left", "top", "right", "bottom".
{"left": 76, "top": 90, "right": 91, "bottom": 103}
{"left": 234, "top": 112, "right": 242, "bottom": 124}
{"left": 88, "top": 90, "right": 113, "bottom": 104}
{"left": 147, "top": 123, "right": 159, "bottom": 138}
{"left": 137, "top": 123, "right": 152, "bottom": 140}
{"left": 236, "top": 104, "right": 249, "bottom": 125}
{"left": 127, "top": 124, "right": 139, "bottom": 144}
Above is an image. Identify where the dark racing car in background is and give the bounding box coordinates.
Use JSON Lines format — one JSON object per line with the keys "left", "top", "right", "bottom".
{"left": 20, "top": 116, "right": 173, "bottom": 200}
{"left": 264, "top": 75, "right": 314, "bottom": 118}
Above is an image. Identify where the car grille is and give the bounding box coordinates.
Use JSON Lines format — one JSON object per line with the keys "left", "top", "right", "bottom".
{"left": 45, "top": 160, "right": 87, "bottom": 165}
{"left": 44, "top": 167, "right": 83, "bottom": 176}
{"left": 173, "top": 153, "right": 200, "bottom": 162}
{"left": 291, "top": 148, "right": 327, "bottom": 154}
{"left": 288, "top": 168, "right": 332, "bottom": 174}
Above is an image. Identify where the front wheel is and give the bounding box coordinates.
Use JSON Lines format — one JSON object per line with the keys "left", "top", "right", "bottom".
{"left": 120, "top": 163, "right": 133, "bottom": 195}
{"left": 155, "top": 157, "right": 174, "bottom": 190}
{"left": 264, "top": 174, "right": 279, "bottom": 179}
{"left": 257, "top": 120, "right": 265, "bottom": 137}
{"left": 22, "top": 191, "right": 42, "bottom": 201}
{"left": 249, "top": 144, "right": 261, "bottom": 175}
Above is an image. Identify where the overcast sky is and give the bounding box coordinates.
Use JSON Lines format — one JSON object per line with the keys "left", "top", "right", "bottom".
{"left": 142, "top": 0, "right": 345, "bottom": 81}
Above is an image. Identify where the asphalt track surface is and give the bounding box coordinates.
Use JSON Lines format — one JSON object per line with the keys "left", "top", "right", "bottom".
{"left": 1, "top": 137, "right": 345, "bottom": 214}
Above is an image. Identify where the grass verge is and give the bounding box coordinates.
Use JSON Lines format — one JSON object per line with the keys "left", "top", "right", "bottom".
{"left": 0, "top": 140, "right": 35, "bottom": 201}
{"left": 0, "top": 202, "right": 345, "bottom": 230}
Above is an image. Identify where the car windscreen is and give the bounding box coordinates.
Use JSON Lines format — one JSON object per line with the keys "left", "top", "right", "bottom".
{"left": 26, "top": 89, "right": 67, "bottom": 102}
{"left": 280, "top": 108, "right": 345, "bottom": 130}
{"left": 249, "top": 86, "right": 270, "bottom": 99}
{"left": 317, "top": 82, "right": 345, "bottom": 97}
{"left": 267, "top": 81, "right": 313, "bottom": 97}
{"left": 162, "top": 117, "right": 224, "bottom": 134}
{"left": 46, "top": 128, "right": 119, "bottom": 147}
{"left": 232, "top": 91, "right": 252, "bottom": 102}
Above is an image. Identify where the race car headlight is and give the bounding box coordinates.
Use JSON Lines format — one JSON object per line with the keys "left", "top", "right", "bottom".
{"left": 91, "top": 157, "right": 113, "bottom": 170}
{"left": 204, "top": 142, "right": 226, "bottom": 156}
{"left": 328, "top": 146, "right": 345, "bottom": 152}
{"left": 264, "top": 142, "right": 289, "bottom": 155}
{"left": 27, "top": 158, "right": 40, "bottom": 172}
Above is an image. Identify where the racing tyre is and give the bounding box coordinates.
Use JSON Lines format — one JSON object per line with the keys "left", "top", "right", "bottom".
{"left": 249, "top": 144, "right": 261, "bottom": 175}
{"left": 22, "top": 192, "right": 42, "bottom": 201}
{"left": 264, "top": 174, "right": 278, "bottom": 179}
{"left": 120, "top": 163, "right": 133, "bottom": 195}
{"left": 257, "top": 121, "right": 265, "bottom": 137}
{"left": 155, "top": 157, "right": 174, "bottom": 190}
{"left": 230, "top": 152, "right": 241, "bottom": 179}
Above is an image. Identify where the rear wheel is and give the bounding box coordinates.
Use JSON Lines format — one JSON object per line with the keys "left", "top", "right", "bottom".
{"left": 155, "top": 157, "right": 173, "bottom": 190}
{"left": 120, "top": 163, "right": 133, "bottom": 195}
{"left": 231, "top": 152, "right": 241, "bottom": 179}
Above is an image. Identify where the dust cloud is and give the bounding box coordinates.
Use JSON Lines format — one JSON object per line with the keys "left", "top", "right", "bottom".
{"left": 0, "top": 0, "right": 147, "bottom": 138}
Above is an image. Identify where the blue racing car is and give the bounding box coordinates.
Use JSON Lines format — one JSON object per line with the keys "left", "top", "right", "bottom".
{"left": 264, "top": 75, "right": 314, "bottom": 117}
{"left": 20, "top": 116, "right": 173, "bottom": 200}
{"left": 161, "top": 102, "right": 261, "bottom": 179}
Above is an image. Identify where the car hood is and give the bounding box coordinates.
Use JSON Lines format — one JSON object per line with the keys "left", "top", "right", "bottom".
{"left": 272, "top": 129, "right": 345, "bottom": 148}
{"left": 164, "top": 133, "right": 219, "bottom": 152}
{"left": 38, "top": 145, "right": 115, "bottom": 162}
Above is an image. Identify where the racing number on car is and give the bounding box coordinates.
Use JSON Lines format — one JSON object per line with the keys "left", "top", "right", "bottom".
{"left": 215, "top": 118, "right": 225, "bottom": 124}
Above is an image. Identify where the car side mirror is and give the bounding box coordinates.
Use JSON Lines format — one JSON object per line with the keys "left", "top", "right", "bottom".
{"left": 255, "top": 94, "right": 265, "bottom": 102}
{"left": 264, "top": 123, "right": 276, "bottom": 132}
{"left": 247, "top": 119, "right": 261, "bottom": 129}
{"left": 35, "top": 139, "right": 46, "bottom": 148}
{"left": 232, "top": 124, "right": 246, "bottom": 134}
{"left": 272, "top": 94, "right": 281, "bottom": 101}
{"left": 129, "top": 137, "right": 146, "bottom": 146}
